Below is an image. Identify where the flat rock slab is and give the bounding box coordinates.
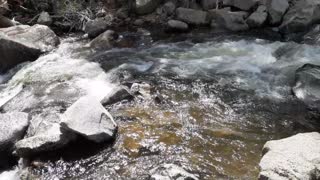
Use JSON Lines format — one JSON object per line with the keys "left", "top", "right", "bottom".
{"left": 259, "top": 132, "right": 320, "bottom": 180}
{"left": 61, "top": 96, "right": 117, "bottom": 143}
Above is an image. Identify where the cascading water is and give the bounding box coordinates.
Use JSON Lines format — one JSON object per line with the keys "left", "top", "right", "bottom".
{"left": 1, "top": 34, "right": 319, "bottom": 179}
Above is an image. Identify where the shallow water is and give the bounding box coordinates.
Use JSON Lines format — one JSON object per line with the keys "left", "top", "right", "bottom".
{"left": 1, "top": 34, "right": 320, "bottom": 179}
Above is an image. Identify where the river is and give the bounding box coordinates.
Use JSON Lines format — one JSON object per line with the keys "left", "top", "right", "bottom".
{"left": 0, "top": 32, "right": 319, "bottom": 179}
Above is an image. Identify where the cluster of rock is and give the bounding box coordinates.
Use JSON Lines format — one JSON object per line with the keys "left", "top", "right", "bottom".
{"left": 121, "top": 0, "right": 320, "bottom": 35}
{"left": 0, "top": 95, "right": 117, "bottom": 167}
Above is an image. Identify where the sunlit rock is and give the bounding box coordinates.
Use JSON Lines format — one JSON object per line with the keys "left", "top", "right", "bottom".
{"left": 259, "top": 132, "right": 320, "bottom": 180}
{"left": 61, "top": 96, "right": 117, "bottom": 143}
{"left": 15, "top": 113, "right": 74, "bottom": 157}
{"left": 0, "top": 112, "right": 29, "bottom": 152}
{"left": 0, "top": 24, "right": 59, "bottom": 72}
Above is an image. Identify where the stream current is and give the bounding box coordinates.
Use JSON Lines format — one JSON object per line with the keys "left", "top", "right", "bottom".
{"left": 0, "top": 33, "right": 319, "bottom": 179}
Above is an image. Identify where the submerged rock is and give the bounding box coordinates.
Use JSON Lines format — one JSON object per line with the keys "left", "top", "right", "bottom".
{"left": 15, "top": 113, "right": 74, "bottom": 157}
{"left": 176, "top": 8, "right": 209, "bottom": 25}
{"left": 292, "top": 64, "right": 320, "bottom": 109}
{"left": 0, "top": 24, "right": 59, "bottom": 72}
{"left": 61, "top": 96, "right": 117, "bottom": 143}
{"left": 150, "top": 164, "right": 199, "bottom": 180}
{"left": 259, "top": 132, "right": 320, "bottom": 180}
{"left": 280, "top": 0, "right": 320, "bottom": 33}
{"left": 302, "top": 25, "right": 320, "bottom": 45}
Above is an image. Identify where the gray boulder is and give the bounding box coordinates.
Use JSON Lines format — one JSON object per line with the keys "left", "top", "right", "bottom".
{"left": 292, "top": 64, "right": 320, "bottom": 109}
{"left": 37, "top": 11, "right": 52, "bottom": 26}
{"left": 259, "top": 132, "right": 320, "bottom": 180}
{"left": 61, "top": 96, "right": 117, "bottom": 143}
{"left": 246, "top": 5, "right": 267, "bottom": 28}
{"left": 84, "top": 18, "right": 109, "bottom": 38}
{"left": 0, "top": 24, "right": 59, "bottom": 72}
{"left": 151, "top": 164, "right": 199, "bottom": 180}
{"left": 15, "top": 112, "right": 74, "bottom": 157}
{"left": 279, "top": 0, "right": 320, "bottom": 33}
{"left": 135, "top": 0, "right": 161, "bottom": 15}
{"left": 167, "top": 20, "right": 189, "bottom": 32}
{"left": 266, "top": 0, "right": 289, "bottom": 25}
{"left": 210, "top": 10, "right": 249, "bottom": 31}
{"left": 201, "top": 0, "right": 218, "bottom": 10}
{"left": 163, "top": 1, "right": 176, "bottom": 16}
{"left": 89, "top": 30, "right": 119, "bottom": 51}
{"left": 223, "top": 0, "right": 258, "bottom": 11}
{"left": 176, "top": 8, "right": 209, "bottom": 25}
{"left": 0, "top": 112, "right": 29, "bottom": 152}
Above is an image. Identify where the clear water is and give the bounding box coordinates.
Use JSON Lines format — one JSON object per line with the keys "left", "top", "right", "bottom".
{"left": 0, "top": 35, "right": 319, "bottom": 179}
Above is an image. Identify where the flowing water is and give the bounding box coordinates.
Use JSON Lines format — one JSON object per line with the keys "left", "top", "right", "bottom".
{"left": 0, "top": 33, "right": 320, "bottom": 179}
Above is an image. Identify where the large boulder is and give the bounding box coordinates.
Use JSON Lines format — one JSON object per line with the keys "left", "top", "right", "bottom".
{"left": 0, "top": 112, "right": 29, "bottom": 152}
{"left": 279, "top": 0, "right": 320, "bottom": 33}
{"left": 61, "top": 96, "right": 117, "bottom": 143}
{"left": 246, "top": 5, "right": 267, "bottom": 28}
{"left": 135, "top": 0, "right": 161, "bottom": 15}
{"left": 0, "top": 24, "right": 59, "bottom": 72}
{"left": 0, "top": 24, "right": 59, "bottom": 52}
{"left": 89, "top": 30, "right": 119, "bottom": 51}
{"left": 265, "top": 0, "right": 289, "bottom": 25}
{"left": 84, "top": 18, "right": 109, "bottom": 39}
{"left": 15, "top": 112, "right": 74, "bottom": 157}
{"left": 210, "top": 10, "right": 249, "bottom": 31}
{"left": 292, "top": 64, "right": 320, "bottom": 109}
{"left": 259, "top": 132, "right": 320, "bottom": 180}
{"left": 176, "top": 8, "right": 210, "bottom": 25}
{"left": 223, "top": 0, "right": 258, "bottom": 11}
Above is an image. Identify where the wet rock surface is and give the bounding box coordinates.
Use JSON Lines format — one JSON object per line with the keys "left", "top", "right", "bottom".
{"left": 293, "top": 64, "right": 320, "bottom": 109}
{"left": 259, "top": 132, "right": 320, "bottom": 180}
